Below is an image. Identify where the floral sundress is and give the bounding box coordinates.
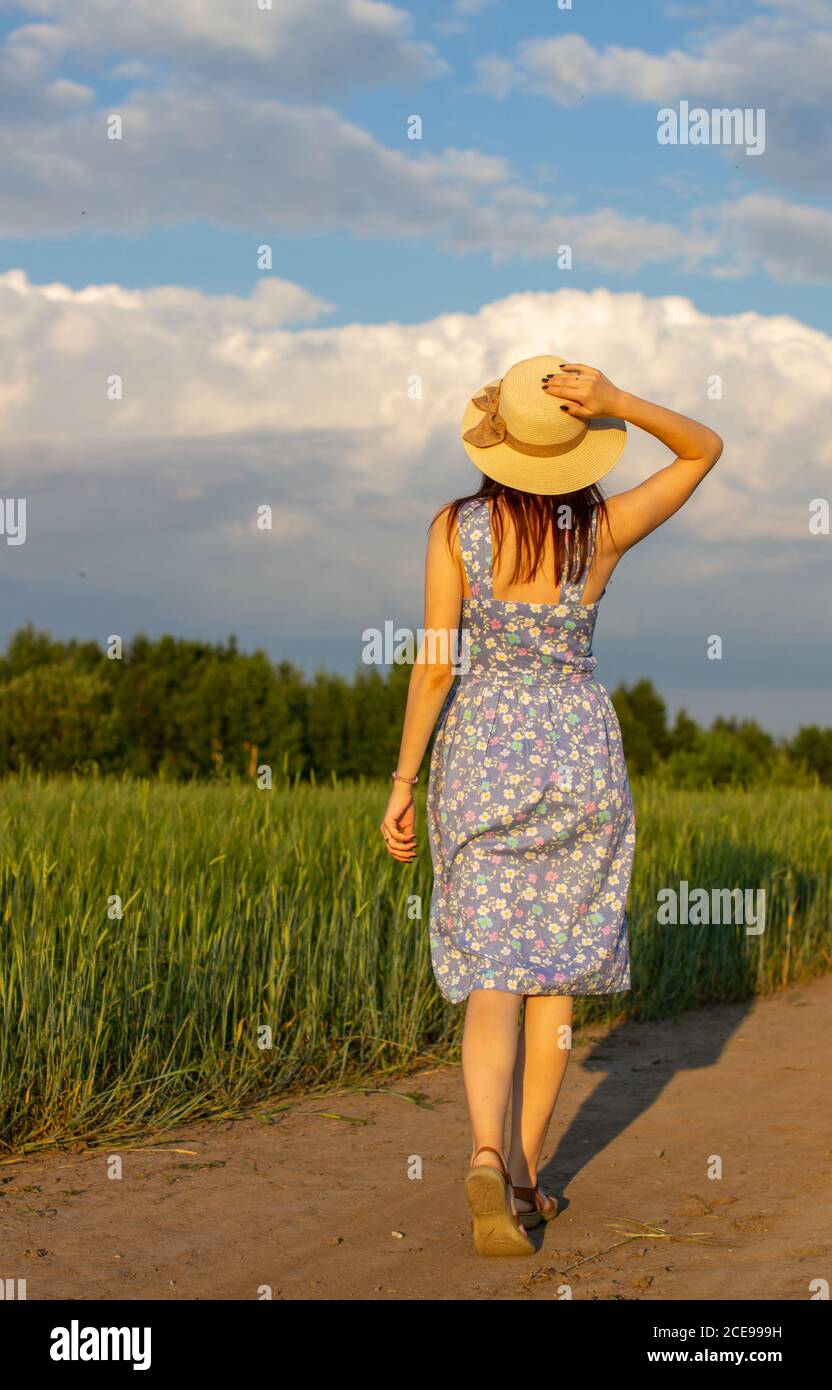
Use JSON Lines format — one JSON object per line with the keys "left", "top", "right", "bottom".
{"left": 427, "top": 497, "right": 635, "bottom": 1002}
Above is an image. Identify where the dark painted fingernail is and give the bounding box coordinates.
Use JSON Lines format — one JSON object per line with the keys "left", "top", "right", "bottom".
{"left": 560, "top": 404, "right": 569, "bottom": 411}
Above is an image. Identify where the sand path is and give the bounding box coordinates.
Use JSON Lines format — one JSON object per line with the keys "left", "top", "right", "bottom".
{"left": 5, "top": 976, "right": 831, "bottom": 1301}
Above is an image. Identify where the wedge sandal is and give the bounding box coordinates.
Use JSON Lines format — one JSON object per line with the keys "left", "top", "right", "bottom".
{"left": 464, "top": 1146, "right": 534, "bottom": 1257}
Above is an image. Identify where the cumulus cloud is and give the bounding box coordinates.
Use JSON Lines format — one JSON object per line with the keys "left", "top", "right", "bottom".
{"left": 0, "top": 0, "right": 446, "bottom": 98}
{"left": 478, "top": 8, "right": 832, "bottom": 196}
{"left": 0, "top": 270, "right": 333, "bottom": 441}
{"left": 493, "top": 16, "right": 830, "bottom": 108}
{"left": 0, "top": 19, "right": 94, "bottom": 117}
{"left": 0, "top": 2, "right": 825, "bottom": 283}
{"left": 715, "top": 195, "right": 832, "bottom": 283}
{"left": 4, "top": 272, "right": 829, "bottom": 705}
{"left": 0, "top": 85, "right": 714, "bottom": 273}
{"left": 4, "top": 269, "right": 830, "bottom": 519}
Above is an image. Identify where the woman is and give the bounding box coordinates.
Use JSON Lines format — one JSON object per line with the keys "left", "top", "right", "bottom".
{"left": 380, "top": 354, "right": 723, "bottom": 1256}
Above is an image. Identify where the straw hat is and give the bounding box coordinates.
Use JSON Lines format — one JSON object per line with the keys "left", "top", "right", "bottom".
{"left": 460, "top": 354, "right": 626, "bottom": 494}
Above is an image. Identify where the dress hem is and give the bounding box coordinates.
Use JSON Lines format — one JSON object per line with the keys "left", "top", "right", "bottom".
{"left": 437, "top": 983, "right": 632, "bottom": 1005}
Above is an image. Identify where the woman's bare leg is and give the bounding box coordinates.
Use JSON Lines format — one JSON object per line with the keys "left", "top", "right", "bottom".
{"left": 508, "top": 995, "right": 574, "bottom": 1211}
{"left": 462, "top": 989, "right": 523, "bottom": 1184}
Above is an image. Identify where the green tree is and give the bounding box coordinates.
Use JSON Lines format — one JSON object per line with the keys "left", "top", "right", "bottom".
{"left": 669, "top": 708, "right": 702, "bottom": 754}
{"left": 611, "top": 679, "right": 670, "bottom": 774}
{"left": 788, "top": 725, "right": 832, "bottom": 785}
{"left": 0, "top": 663, "right": 118, "bottom": 772}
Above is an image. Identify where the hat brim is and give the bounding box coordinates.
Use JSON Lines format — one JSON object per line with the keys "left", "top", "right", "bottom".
{"left": 460, "top": 379, "right": 627, "bottom": 495}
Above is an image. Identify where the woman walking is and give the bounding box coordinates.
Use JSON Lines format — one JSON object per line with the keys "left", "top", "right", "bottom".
{"left": 380, "top": 355, "right": 722, "bottom": 1256}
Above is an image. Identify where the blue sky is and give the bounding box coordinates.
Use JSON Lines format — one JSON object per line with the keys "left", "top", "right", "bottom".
{"left": 3, "top": 0, "right": 830, "bottom": 330}
{"left": 1, "top": 0, "right": 831, "bottom": 732}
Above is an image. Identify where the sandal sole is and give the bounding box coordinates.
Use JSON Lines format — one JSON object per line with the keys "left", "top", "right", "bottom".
{"left": 464, "top": 1167, "right": 534, "bottom": 1257}
{"left": 517, "top": 1205, "right": 558, "bottom": 1230}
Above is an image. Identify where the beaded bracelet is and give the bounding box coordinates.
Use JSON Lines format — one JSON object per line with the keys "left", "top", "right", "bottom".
{"left": 392, "top": 770, "right": 419, "bottom": 785}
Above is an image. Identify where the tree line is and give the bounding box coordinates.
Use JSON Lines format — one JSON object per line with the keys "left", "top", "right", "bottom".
{"left": 1, "top": 624, "right": 830, "bottom": 787}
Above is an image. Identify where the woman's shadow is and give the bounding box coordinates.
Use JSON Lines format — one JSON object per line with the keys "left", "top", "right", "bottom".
{"left": 529, "top": 840, "right": 814, "bottom": 1233}
{"left": 531, "top": 991, "right": 753, "bottom": 1240}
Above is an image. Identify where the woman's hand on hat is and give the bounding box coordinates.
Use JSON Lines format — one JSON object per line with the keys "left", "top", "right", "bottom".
{"left": 542, "top": 363, "right": 625, "bottom": 420}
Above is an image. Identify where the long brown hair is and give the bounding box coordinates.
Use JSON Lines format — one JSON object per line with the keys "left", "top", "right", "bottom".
{"left": 441, "top": 475, "right": 607, "bottom": 587}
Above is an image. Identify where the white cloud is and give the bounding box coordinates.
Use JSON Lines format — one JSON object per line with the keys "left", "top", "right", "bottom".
{"left": 0, "top": 0, "right": 446, "bottom": 97}
{"left": 0, "top": 20, "right": 93, "bottom": 116}
{"left": 0, "top": 85, "right": 713, "bottom": 274}
{"left": 4, "top": 274, "right": 829, "bottom": 686}
{"left": 0, "top": 270, "right": 333, "bottom": 441}
{"left": 715, "top": 195, "right": 832, "bottom": 283}
{"left": 0, "top": 3, "right": 825, "bottom": 283}
{"left": 0, "top": 91, "right": 466, "bottom": 237}
{"left": 500, "top": 18, "right": 831, "bottom": 107}
{"left": 479, "top": 9, "right": 832, "bottom": 196}
{"left": 4, "top": 269, "right": 830, "bottom": 519}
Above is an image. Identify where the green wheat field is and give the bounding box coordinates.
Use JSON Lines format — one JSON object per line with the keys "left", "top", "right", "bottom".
{"left": 1, "top": 774, "right": 830, "bottom": 1154}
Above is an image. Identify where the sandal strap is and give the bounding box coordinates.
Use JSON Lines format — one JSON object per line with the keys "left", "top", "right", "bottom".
{"left": 512, "top": 1182, "right": 558, "bottom": 1215}
{"left": 471, "top": 1145, "right": 510, "bottom": 1183}
{"left": 512, "top": 1183, "right": 542, "bottom": 1208}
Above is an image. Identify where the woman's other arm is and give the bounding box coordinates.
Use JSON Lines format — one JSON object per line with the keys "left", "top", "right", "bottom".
{"left": 380, "top": 509, "right": 462, "bottom": 862}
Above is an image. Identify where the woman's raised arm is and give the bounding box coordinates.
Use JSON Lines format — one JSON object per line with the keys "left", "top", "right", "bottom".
{"left": 545, "top": 363, "right": 724, "bottom": 555}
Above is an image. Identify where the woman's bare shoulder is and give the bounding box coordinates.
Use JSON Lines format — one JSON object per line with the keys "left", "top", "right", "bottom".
{"left": 429, "top": 500, "right": 465, "bottom": 561}
{"left": 428, "top": 500, "right": 456, "bottom": 538}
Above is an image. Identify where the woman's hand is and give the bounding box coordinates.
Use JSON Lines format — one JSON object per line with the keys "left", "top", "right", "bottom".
{"left": 542, "top": 362, "right": 625, "bottom": 420}
{"left": 380, "top": 782, "right": 417, "bottom": 862}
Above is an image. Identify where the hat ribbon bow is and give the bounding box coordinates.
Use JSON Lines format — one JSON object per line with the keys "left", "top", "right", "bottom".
{"left": 462, "top": 381, "right": 505, "bottom": 449}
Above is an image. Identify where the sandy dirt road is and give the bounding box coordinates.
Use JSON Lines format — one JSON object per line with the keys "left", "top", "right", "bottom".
{"left": 4, "top": 976, "right": 831, "bottom": 1301}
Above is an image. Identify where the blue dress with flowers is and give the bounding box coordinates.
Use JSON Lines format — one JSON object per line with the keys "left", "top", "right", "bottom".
{"left": 427, "top": 498, "right": 634, "bottom": 1003}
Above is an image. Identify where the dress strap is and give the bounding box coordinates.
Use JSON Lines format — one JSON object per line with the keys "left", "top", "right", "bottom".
{"left": 457, "top": 498, "right": 494, "bottom": 600}
{"left": 559, "top": 507, "right": 598, "bottom": 605}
